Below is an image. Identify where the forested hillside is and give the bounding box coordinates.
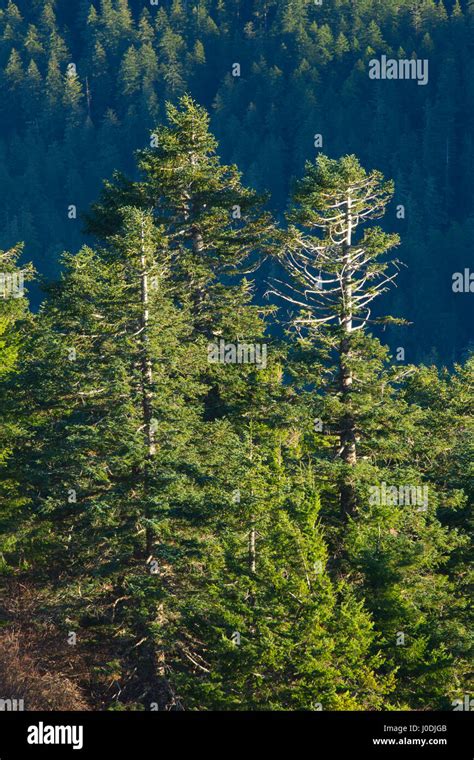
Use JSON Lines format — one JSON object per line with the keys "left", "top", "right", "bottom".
{"left": 0, "top": 0, "right": 473, "bottom": 362}
{"left": 1, "top": 93, "right": 472, "bottom": 711}
{"left": 0, "top": 0, "right": 472, "bottom": 714}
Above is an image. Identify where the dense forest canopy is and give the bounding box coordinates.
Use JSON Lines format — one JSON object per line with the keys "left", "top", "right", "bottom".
{"left": 0, "top": 0, "right": 472, "bottom": 714}
{"left": 0, "top": 0, "right": 473, "bottom": 362}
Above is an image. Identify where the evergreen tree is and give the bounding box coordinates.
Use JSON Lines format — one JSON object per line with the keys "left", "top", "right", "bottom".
{"left": 12, "top": 210, "right": 206, "bottom": 708}
{"left": 23, "top": 23, "right": 44, "bottom": 59}
{"left": 0, "top": 245, "right": 33, "bottom": 574}
{"left": 271, "top": 154, "right": 401, "bottom": 516}
{"left": 21, "top": 59, "right": 42, "bottom": 118}
{"left": 44, "top": 51, "right": 62, "bottom": 120}
{"left": 2, "top": 48, "right": 23, "bottom": 126}
{"left": 86, "top": 95, "right": 276, "bottom": 343}
{"left": 63, "top": 65, "right": 84, "bottom": 123}
{"left": 272, "top": 154, "right": 469, "bottom": 708}
{"left": 118, "top": 45, "right": 141, "bottom": 98}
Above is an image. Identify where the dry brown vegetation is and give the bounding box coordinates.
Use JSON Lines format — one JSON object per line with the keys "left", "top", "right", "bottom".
{"left": 0, "top": 582, "right": 90, "bottom": 711}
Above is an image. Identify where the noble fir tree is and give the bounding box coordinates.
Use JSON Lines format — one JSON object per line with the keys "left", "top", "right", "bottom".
{"left": 270, "top": 154, "right": 402, "bottom": 517}
{"left": 272, "top": 154, "right": 468, "bottom": 708}
{"left": 9, "top": 210, "right": 207, "bottom": 708}
{"left": 85, "top": 95, "right": 276, "bottom": 339}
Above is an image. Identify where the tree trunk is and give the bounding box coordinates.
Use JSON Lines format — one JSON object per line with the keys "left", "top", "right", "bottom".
{"left": 248, "top": 425, "right": 256, "bottom": 606}
{"left": 187, "top": 146, "right": 206, "bottom": 317}
{"left": 139, "top": 220, "right": 156, "bottom": 555}
{"left": 136, "top": 219, "right": 177, "bottom": 710}
{"left": 339, "top": 193, "right": 357, "bottom": 518}
{"left": 249, "top": 521, "right": 256, "bottom": 575}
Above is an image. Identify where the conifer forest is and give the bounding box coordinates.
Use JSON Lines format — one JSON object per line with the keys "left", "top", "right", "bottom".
{"left": 0, "top": 0, "right": 472, "bottom": 723}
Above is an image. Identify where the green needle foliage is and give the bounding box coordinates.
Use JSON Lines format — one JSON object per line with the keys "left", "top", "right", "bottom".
{"left": 0, "top": 98, "right": 471, "bottom": 712}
